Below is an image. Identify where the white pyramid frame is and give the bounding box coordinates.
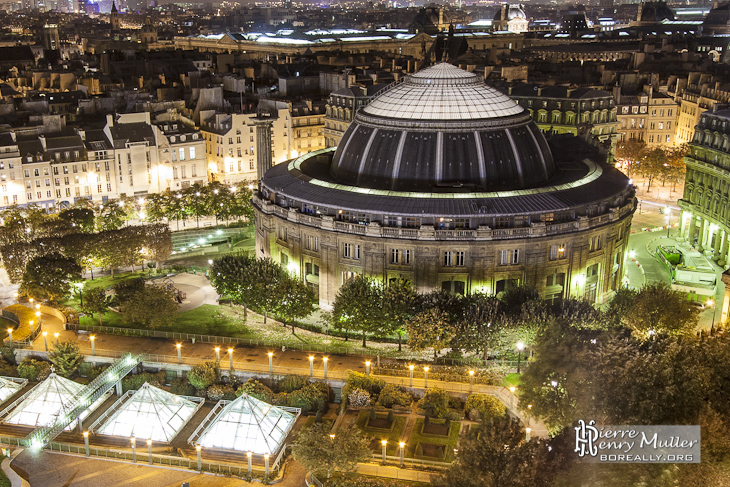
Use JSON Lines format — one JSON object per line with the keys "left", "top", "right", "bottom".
{"left": 190, "top": 393, "right": 300, "bottom": 455}
{"left": 0, "top": 376, "right": 26, "bottom": 405}
{"left": 2, "top": 373, "right": 108, "bottom": 429}
{"left": 93, "top": 383, "right": 203, "bottom": 443}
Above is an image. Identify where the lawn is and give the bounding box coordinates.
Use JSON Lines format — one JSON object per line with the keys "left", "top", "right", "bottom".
{"left": 503, "top": 373, "right": 522, "bottom": 387}
{"left": 356, "top": 410, "right": 407, "bottom": 456}
{"left": 407, "top": 417, "right": 460, "bottom": 462}
{"left": 0, "top": 469, "right": 10, "bottom": 487}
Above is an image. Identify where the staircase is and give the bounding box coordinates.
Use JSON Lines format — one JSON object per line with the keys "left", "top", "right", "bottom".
{"left": 24, "top": 354, "right": 141, "bottom": 449}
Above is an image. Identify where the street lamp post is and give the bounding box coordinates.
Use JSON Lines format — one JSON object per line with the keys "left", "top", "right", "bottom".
{"left": 176, "top": 343, "right": 182, "bottom": 364}
{"left": 83, "top": 431, "right": 90, "bottom": 457}
{"left": 308, "top": 356, "right": 314, "bottom": 377}
{"left": 365, "top": 361, "right": 371, "bottom": 375}
{"left": 526, "top": 427, "right": 532, "bottom": 442}
{"left": 29, "top": 320, "right": 34, "bottom": 336}
{"left": 7, "top": 328, "right": 12, "bottom": 346}
{"left": 53, "top": 332, "right": 59, "bottom": 345}
{"left": 247, "top": 451, "right": 253, "bottom": 475}
{"left": 90, "top": 335, "right": 96, "bottom": 356}
{"left": 264, "top": 453, "right": 270, "bottom": 478}
{"left": 323, "top": 357, "right": 328, "bottom": 379}
{"left": 268, "top": 352, "right": 273, "bottom": 373}
{"left": 516, "top": 341, "right": 525, "bottom": 374}
{"left": 215, "top": 347, "right": 220, "bottom": 362}
{"left": 509, "top": 386, "right": 516, "bottom": 408}
{"left": 409, "top": 365, "right": 414, "bottom": 387}
{"left": 381, "top": 440, "right": 387, "bottom": 465}
{"left": 399, "top": 442, "right": 405, "bottom": 468}
{"left": 147, "top": 439, "right": 153, "bottom": 465}
{"left": 42, "top": 332, "right": 48, "bottom": 351}
{"left": 424, "top": 367, "right": 429, "bottom": 388}
{"left": 228, "top": 348, "right": 234, "bottom": 371}
{"left": 196, "top": 444, "right": 202, "bottom": 471}
{"left": 130, "top": 437, "right": 136, "bottom": 462}
{"left": 469, "top": 370, "right": 475, "bottom": 393}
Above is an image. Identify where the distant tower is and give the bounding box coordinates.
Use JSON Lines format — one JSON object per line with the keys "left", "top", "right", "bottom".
{"left": 42, "top": 24, "right": 60, "bottom": 50}
{"left": 110, "top": 1, "right": 120, "bottom": 32}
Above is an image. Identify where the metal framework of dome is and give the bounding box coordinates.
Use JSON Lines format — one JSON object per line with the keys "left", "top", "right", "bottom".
{"left": 330, "top": 63, "right": 556, "bottom": 192}
{"left": 190, "top": 393, "right": 299, "bottom": 455}
{"left": 0, "top": 377, "right": 24, "bottom": 405}
{"left": 2, "top": 373, "right": 107, "bottom": 429}
{"left": 93, "top": 383, "right": 203, "bottom": 443}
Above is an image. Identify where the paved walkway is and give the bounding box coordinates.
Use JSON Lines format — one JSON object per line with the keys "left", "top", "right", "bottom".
{"left": 162, "top": 273, "right": 218, "bottom": 312}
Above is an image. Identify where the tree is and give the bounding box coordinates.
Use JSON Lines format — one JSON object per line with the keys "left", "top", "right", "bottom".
{"left": 96, "top": 196, "right": 135, "bottom": 231}
{"left": 20, "top": 252, "right": 82, "bottom": 302}
{"left": 48, "top": 341, "right": 84, "bottom": 378}
{"left": 418, "top": 387, "right": 450, "bottom": 418}
{"left": 210, "top": 253, "right": 256, "bottom": 318}
{"left": 331, "top": 275, "right": 382, "bottom": 347}
{"left": 292, "top": 421, "right": 370, "bottom": 480}
{"left": 275, "top": 274, "right": 317, "bottom": 331}
{"left": 639, "top": 147, "right": 669, "bottom": 190}
{"left": 59, "top": 208, "right": 95, "bottom": 233}
{"left": 615, "top": 138, "right": 647, "bottom": 177}
{"left": 187, "top": 361, "right": 219, "bottom": 391}
{"left": 247, "top": 257, "right": 288, "bottom": 324}
{"left": 119, "top": 285, "right": 179, "bottom": 330}
{"left": 452, "top": 292, "right": 504, "bottom": 360}
{"left": 81, "top": 288, "right": 111, "bottom": 325}
{"left": 381, "top": 278, "right": 418, "bottom": 351}
{"left": 406, "top": 307, "right": 455, "bottom": 359}
{"left": 437, "top": 416, "right": 560, "bottom": 487}
{"left": 623, "top": 282, "right": 699, "bottom": 338}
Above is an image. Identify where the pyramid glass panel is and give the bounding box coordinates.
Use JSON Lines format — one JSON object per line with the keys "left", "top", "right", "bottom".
{"left": 97, "top": 383, "right": 199, "bottom": 443}
{"left": 3, "top": 373, "right": 106, "bottom": 430}
{"left": 0, "top": 377, "right": 23, "bottom": 405}
{"left": 197, "top": 393, "right": 298, "bottom": 454}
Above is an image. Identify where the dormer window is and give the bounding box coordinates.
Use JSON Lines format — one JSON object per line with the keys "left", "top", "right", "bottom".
{"left": 170, "top": 136, "right": 176, "bottom": 143}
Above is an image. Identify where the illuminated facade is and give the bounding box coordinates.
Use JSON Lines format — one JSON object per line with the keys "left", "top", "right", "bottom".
{"left": 254, "top": 64, "right": 636, "bottom": 307}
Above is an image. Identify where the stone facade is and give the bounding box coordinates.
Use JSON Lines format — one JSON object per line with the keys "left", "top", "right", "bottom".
{"left": 254, "top": 192, "right": 633, "bottom": 308}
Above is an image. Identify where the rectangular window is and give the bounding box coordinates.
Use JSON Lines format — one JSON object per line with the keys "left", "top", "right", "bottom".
{"left": 589, "top": 236, "right": 602, "bottom": 252}
{"left": 391, "top": 249, "right": 400, "bottom": 264}
{"left": 455, "top": 251, "right": 465, "bottom": 266}
{"left": 34, "top": 168, "right": 40, "bottom": 177}
{"left": 179, "top": 148, "right": 185, "bottom": 161}
{"left": 173, "top": 166, "right": 178, "bottom": 180}
{"left": 191, "top": 164, "right": 197, "bottom": 177}
{"left": 499, "top": 249, "right": 520, "bottom": 265}
{"left": 404, "top": 249, "right": 411, "bottom": 264}
{"left": 189, "top": 147, "right": 196, "bottom": 160}
{"left": 354, "top": 244, "right": 360, "bottom": 260}
{"left": 278, "top": 225, "right": 287, "bottom": 242}
{"left": 549, "top": 244, "right": 566, "bottom": 260}
{"left": 344, "top": 243, "right": 352, "bottom": 258}
{"left": 306, "top": 235, "right": 319, "bottom": 251}
{"left": 444, "top": 251, "right": 453, "bottom": 266}
{"left": 45, "top": 178, "right": 50, "bottom": 187}
{"left": 181, "top": 166, "right": 186, "bottom": 179}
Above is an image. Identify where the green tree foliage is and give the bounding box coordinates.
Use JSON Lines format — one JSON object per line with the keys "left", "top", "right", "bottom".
{"left": 276, "top": 273, "right": 317, "bottom": 330}
{"left": 377, "top": 384, "right": 413, "bottom": 408}
{"left": 95, "top": 196, "right": 136, "bottom": 231}
{"left": 48, "top": 341, "right": 84, "bottom": 377}
{"left": 292, "top": 421, "right": 371, "bottom": 479}
{"left": 621, "top": 282, "right": 699, "bottom": 338}
{"left": 81, "top": 288, "right": 111, "bottom": 325}
{"left": 341, "top": 371, "right": 385, "bottom": 407}
{"left": 20, "top": 252, "right": 82, "bottom": 302}
{"left": 331, "top": 275, "right": 382, "bottom": 347}
{"left": 118, "top": 284, "right": 178, "bottom": 330}
{"left": 121, "top": 371, "right": 165, "bottom": 392}
{"left": 209, "top": 253, "right": 255, "bottom": 316}
{"left": 59, "top": 208, "right": 95, "bottom": 233}
{"left": 437, "top": 416, "right": 562, "bottom": 487}
{"left": 452, "top": 292, "right": 504, "bottom": 360}
{"left": 615, "top": 138, "right": 647, "bottom": 177}
{"left": 236, "top": 379, "right": 274, "bottom": 402}
{"left": 418, "top": 387, "right": 450, "bottom": 418}
{"left": 186, "top": 361, "right": 219, "bottom": 391}
{"left": 406, "top": 307, "right": 454, "bottom": 359}
{"left": 17, "top": 358, "right": 51, "bottom": 382}
{"left": 381, "top": 278, "right": 418, "bottom": 351}
{"left": 465, "top": 393, "right": 505, "bottom": 422}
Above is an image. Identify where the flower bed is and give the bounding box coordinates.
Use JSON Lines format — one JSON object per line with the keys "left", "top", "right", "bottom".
{"left": 2, "top": 305, "right": 36, "bottom": 342}
{"left": 373, "top": 363, "right": 508, "bottom": 385}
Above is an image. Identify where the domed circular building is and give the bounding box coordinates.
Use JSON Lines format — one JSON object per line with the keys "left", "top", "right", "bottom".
{"left": 253, "top": 64, "right": 636, "bottom": 308}
{"left": 492, "top": 3, "right": 529, "bottom": 33}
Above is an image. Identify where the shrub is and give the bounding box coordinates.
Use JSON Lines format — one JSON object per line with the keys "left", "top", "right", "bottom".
{"left": 48, "top": 341, "right": 84, "bottom": 377}
{"left": 122, "top": 371, "right": 164, "bottom": 392}
{"left": 415, "top": 443, "right": 423, "bottom": 457}
{"left": 207, "top": 384, "right": 236, "bottom": 401}
{"left": 170, "top": 377, "right": 196, "bottom": 396}
{"left": 387, "top": 410, "right": 394, "bottom": 423}
{"left": 369, "top": 407, "right": 376, "bottom": 420}
{"left": 0, "top": 346, "right": 16, "bottom": 365}
{"left": 315, "top": 410, "right": 323, "bottom": 424}
{"left": 417, "top": 388, "right": 450, "bottom": 418}
{"left": 0, "top": 358, "right": 17, "bottom": 377}
{"left": 465, "top": 393, "right": 505, "bottom": 422}
{"left": 17, "top": 358, "right": 51, "bottom": 382}
{"left": 377, "top": 384, "right": 412, "bottom": 408}
{"left": 347, "top": 388, "right": 371, "bottom": 408}
{"left": 424, "top": 413, "right": 430, "bottom": 426}
{"left": 237, "top": 379, "right": 274, "bottom": 402}
{"left": 87, "top": 364, "right": 109, "bottom": 382}
{"left": 187, "top": 361, "right": 219, "bottom": 391}
{"left": 278, "top": 375, "right": 308, "bottom": 393}
{"left": 445, "top": 411, "right": 462, "bottom": 422}
{"left": 468, "top": 408, "right": 481, "bottom": 422}
{"left": 341, "top": 371, "right": 384, "bottom": 406}
{"left": 444, "top": 418, "right": 451, "bottom": 429}
{"left": 448, "top": 395, "right": 464, "bottom": 410}
{"left": 286, "top": 382, "right": 328, "bottom": 413}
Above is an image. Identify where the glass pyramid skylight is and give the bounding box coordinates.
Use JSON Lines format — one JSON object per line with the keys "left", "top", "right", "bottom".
{"left": 96, "top": 383, "right": 201, "bottom": 443}
{"left": 0, "top": 377, "right": 24, "bottom": 404}
{"left": 196, "top": 393, "right": 299, "bottom": 454}
{"left": 3, "top": 373, "right": 106, "bottom": 429}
